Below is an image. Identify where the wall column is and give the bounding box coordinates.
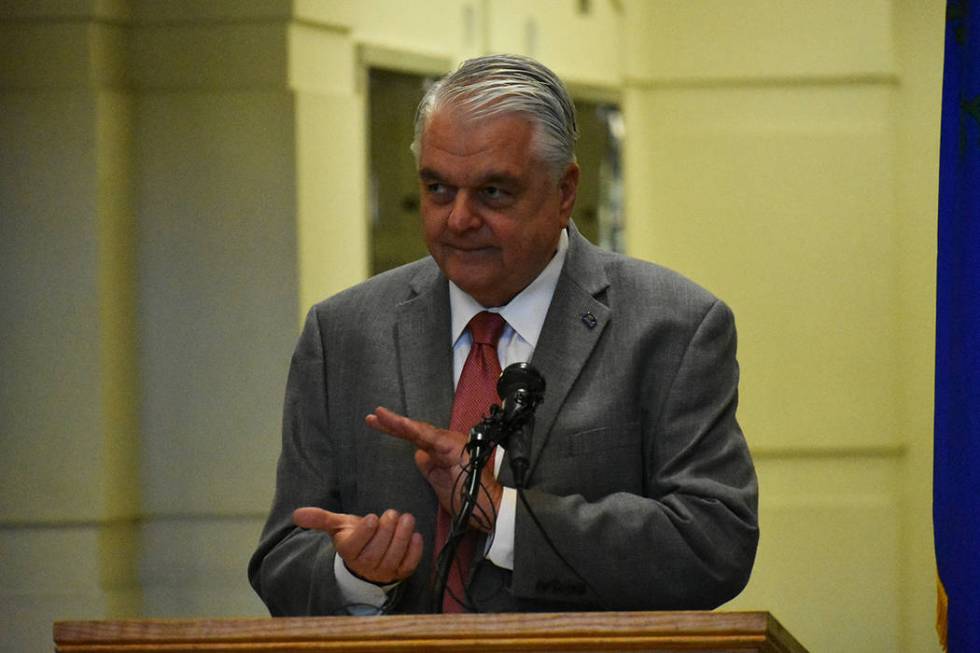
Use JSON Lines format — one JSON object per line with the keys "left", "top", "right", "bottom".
{"left": 131, "top": 1, "right": 297, "bottom": 617}
{"left": 621, "top": 1, "right": 909, "bottom": 650}
{"left": 290, "top": 3, "right": 368, "bottom": 318}
{"left": 130, "top": 0, "right": 367, "bottom": 617}
{"left": 0, "top": 2, "right": 140, "bottom": 650}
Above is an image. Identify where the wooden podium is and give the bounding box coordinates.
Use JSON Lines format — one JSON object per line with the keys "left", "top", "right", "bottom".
{"left": 55, "top": 611, "right": 808, "bottom": 652}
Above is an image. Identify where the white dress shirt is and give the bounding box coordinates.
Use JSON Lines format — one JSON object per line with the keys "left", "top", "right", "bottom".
{"left": 335, "top": 229, "right": 569, "bottom": 611}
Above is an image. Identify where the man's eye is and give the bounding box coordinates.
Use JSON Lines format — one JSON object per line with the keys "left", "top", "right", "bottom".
{"left": 425, "top": 183, "right": 454, "bottom": 202}
{"left": 482, "top": 186, "right": 508, "bottom": 200}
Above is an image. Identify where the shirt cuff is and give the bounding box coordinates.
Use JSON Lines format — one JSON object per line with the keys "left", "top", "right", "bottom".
{"left": 333, "top": 553, "right": 393, "bottom": 614}
{"left": 486, "top": 486, "right": 516, "bottom": 570}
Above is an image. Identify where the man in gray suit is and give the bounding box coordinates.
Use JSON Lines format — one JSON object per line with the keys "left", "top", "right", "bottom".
{"left": 249, "top": 54, "right": 758, "bottom": 615}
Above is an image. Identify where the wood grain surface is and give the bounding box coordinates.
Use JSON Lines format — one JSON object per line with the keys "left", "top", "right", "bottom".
{"left": 54, "top": 610, "right": 809, "bottom": 652}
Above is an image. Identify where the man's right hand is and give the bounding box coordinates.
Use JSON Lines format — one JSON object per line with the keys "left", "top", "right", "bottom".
{"left": 293, "top": 507, "right": 423, "bottom": 585}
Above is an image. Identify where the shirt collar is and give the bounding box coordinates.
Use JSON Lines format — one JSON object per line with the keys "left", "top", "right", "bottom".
{"left": 449, "top": 228, "right": 569, "bottom": 348}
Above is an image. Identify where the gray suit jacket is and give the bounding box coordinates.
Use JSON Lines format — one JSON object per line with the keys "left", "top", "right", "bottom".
{"left": 249, "top": 227, "right": 758, "bottom": 615}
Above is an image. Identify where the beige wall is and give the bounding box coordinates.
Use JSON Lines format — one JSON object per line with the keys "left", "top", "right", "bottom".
{"left": 621, "top": 2, "right": 942, "bottom": 651}
{"left": 0, "top": 1, "right": 943, "bottom": 651}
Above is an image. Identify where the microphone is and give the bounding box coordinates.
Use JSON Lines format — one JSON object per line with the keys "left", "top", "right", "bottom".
{"left": 497, "top": 362, "right": 545, "bottom": 429}
{"left": 496, "top": 363, "right": 545, "bottom": 488}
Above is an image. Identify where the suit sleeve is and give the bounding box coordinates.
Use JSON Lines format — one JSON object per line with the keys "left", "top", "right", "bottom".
{"left": 510, "top": 299, "right": 759, "bottom": 610}
{"left": 248, "top": 308, "right": 349, "bottom": 616}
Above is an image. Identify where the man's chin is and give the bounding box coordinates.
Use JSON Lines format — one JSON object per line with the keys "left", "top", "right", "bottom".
{"left": 448, "top": 273, "right": 494, "bottom": 295}
{"left": 441, "top": 251, "right": 499, "bottom": 278}
{"left": 447, "top": 274, "right": 511, "bottom": 307}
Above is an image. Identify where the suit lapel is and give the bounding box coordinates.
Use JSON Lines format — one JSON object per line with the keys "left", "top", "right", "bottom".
{"left": 391, "top": 231, "right": 611, "bottom": 480}
{"left": 390, "top": 263, "right": 452, "bottom": 597}
{"left": 395, "top": 263, "right": 455, "bottom": 428}
{"left": 525, "top": 229, "right": 611, "bottom": 479}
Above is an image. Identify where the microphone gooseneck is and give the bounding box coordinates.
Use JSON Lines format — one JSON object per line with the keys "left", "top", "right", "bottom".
{"left": 432, "top": 363, "right": 546, "bottom": 612}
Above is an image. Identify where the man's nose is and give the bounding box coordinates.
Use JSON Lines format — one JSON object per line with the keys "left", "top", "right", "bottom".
{"left": 446, "top": 191, "right": 481, "bottom": 233}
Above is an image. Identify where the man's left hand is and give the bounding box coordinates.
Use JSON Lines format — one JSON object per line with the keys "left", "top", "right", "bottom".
{"left": 365, "top": 406, "right": 502, "bottom": 532}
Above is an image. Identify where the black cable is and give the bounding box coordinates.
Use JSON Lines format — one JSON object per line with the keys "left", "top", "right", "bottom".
{"left": 435, "top": 444, "right": 500, "bottom": 612}
{"left": 459, "top": 476, "right": 498, "bottom": 611}
{"left": 432, "top": 452, "right": 483, "bottom": 612}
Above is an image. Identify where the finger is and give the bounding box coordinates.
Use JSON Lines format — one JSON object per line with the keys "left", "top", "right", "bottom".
{"left": 293, "top": 507, "right": 349, "bottom": 536}
{"left": 332, "top": 512, "right": 380, "bottom": 560}
{"left": 367, "top": 407, "right": 457, "bottom": 456}
{"left": 352, "top": 509, "right": 398, "bottom": 569}
{"left": 378, "top": 512, "right": 417, "bottom": 574}
{"left": 364, "top": 407, "right": 423, "bottom": 443}
{"left": 397, "top": 532, "right": 425, "bottom": 578}
{"left": 414, "top": 449, "right": 434, "bottom": 475}
{"left": 368, "top": 407, "right": 468, "bottom": 470}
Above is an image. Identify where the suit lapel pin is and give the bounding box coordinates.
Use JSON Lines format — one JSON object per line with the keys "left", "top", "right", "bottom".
{"left": 580, "top": 312, "right": 598, "bottom": 329}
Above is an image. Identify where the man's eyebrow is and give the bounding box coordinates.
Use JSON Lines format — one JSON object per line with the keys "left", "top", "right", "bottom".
{"left": 418, "top": 168, "right": 522, "bottom": 186}
{"left": 481, "top": 170, "right": 521, "bottom": 185}
{"left": 418, "top": 168, "right": 442, "bottom": 182}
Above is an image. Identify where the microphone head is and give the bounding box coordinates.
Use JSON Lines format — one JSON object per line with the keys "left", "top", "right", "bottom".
{"left": 497, "top": 362, "right": 545, "bottom": 402}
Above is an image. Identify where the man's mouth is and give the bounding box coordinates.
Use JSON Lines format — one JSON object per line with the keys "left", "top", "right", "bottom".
{"left": 446, "top": 243, "right": 495, "bottom": 253}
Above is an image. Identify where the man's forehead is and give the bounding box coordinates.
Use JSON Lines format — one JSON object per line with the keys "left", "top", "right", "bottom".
{"left": 422, "top": 107, "right": 535, "bottom": 147}
{"left": 418, "top": 110, "right": 536, "bottom": 176}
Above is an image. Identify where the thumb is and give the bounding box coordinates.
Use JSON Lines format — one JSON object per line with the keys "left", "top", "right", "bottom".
{"left": 414, "top": 449, "right": 435, "bottom": 475}
{"left": 293, "top": 507, "right": 344, "bottom": 535}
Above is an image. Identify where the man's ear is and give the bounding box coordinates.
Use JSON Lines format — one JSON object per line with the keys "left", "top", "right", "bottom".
{"left": 557, "top": 163, "right": 580, "bottom": 226}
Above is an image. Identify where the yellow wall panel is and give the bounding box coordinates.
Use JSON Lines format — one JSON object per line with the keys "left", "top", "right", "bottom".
{"left": 487, "top": 0, "right": 623, "bottom": 87}
{"left": 0, "top": 91, "right": 107, "bottom": 522}
{"left": 349, "top": 0, "right": 474, "bottom": 63}
{"left": 0, "top": 21, "right": 95, "bottom": 88}
{"left": 728, "top": 453, "right": 902, "bottom": 651}
{"left": 0, "top": 527, "right": 118, "bottom": 651}
{"left": 625, "top": 0, "right": 895, "bottom": 83}
{"left": 136, "top": 89, "right": 298, "bottom": 515}
{"left": 131, "top": 23, "right": 288, "bottom": 90}
{"left": 1, "top": 7, "right": 143, "bottom": 646}
{"left": 622, "top": 3, "right": 943, "bottom": 650}
{"left": 131, "top": 0, "right": 290, "bottom": 22}
{"left": 892, "top": 1, "right": 944, "bottom": 650}
{"left": 732, "top": 497, "right": 901, "bottom": 651}
{"left": 289, "top": 22, "right": 356, "bottom": 95}
{"left": 96, "top": 89, "right": 139, "bottom": 521}
{"left": 626, "top": 85, "right": 901, "bottom": 451}
{"left": 295, "top": 91, "right": 369, "bottom": 319}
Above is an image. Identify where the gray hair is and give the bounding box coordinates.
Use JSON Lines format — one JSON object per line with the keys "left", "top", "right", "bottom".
{"left": 410, "top": 54, "right": 578, "bottom": 176}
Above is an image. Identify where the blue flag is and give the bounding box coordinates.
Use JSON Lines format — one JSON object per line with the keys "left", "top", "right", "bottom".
{"left": 935, "top": 1, "right": 980, "bottom": 650}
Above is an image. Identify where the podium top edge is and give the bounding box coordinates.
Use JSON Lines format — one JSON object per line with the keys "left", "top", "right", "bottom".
{"left": 55, "top": 610, "right": 777, "bottom": 643}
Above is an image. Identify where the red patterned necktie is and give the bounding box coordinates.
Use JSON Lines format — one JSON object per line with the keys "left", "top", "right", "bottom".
{"left": 436, "top": 311, "right": 506, "bottom": 612}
